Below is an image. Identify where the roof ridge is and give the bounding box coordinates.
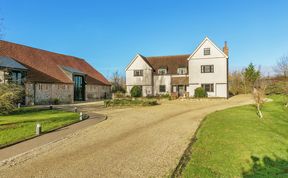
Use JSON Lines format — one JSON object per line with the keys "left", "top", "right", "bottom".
{"left": 146, "top": 54, "right": 190, "bottom": 58}
{"left": 0, "top": 40, "right": 85, "bottom": 61}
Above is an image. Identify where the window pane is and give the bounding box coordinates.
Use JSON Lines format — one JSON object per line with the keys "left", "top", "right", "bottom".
{"left": 159, "top": 85, "right": 166, "bottom": 92}
{"left": 134, "top": 70, "right": 143, "bottom": 76}
{"left": 204, "top": 48, "right": 210, "bottom": 55}
{"left": 201, "top": 83, "right": 214, "bottom": 92}
{"left": 201, "top": 65, "right": 214, "bottom": 73}
{"left": 158, "top": 69, "right": 167, "bottom": 75}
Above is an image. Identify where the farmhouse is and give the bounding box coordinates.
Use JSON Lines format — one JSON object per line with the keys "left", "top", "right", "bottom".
{"left": 0, "top": 40, "right": 111, "bottom": 105}
{"left": 126, "top": 37, "right": 229, "bottom": 98}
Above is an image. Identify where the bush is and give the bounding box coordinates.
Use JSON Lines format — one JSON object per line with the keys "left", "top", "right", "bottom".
{"left": 158, "top": 93, "right": 171, "bottom": 99}
{"left": 194, "top": 87, "right": 207, "bottom": 98}
{"left": 111, "top": 85, "right": 125, "bottom": 94}
{"left": 0, "top": 84, "right": 24, "bottom": 115}
{"left": 130, "top": 86, "right": 142, "bottom": 97}
{"left": 146, "top": 93, "right": 171, "bottom": 99}
{"left": 104, "top": 98, "right": 158, "bottom": 107}
{"left": 265, "top": 81, "right": 288, "bottom": 95}
{"left": 53, "top": 98, "right": 60, "bottom": 105}
{"left": 113, "top": 91, "right": 126, "bottom": 99}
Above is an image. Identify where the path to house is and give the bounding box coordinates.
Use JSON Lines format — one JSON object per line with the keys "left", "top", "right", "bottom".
{"left": 0, "top": 95, "right": 253, "bottom": 178}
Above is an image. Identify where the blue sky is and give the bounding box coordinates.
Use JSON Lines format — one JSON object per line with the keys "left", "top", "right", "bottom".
{"left": 1, "top": 0, "right": 288, "bottom": 77}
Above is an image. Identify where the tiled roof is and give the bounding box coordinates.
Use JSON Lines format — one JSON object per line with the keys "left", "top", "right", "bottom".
{"left": 0, "top": 40, "right": 110, "bottom": 85}
{"left": 145, "top": 54, "right": 190, "bottom": 74}
{"left": 171, "top": 77, "right": 189, "bottom": 85}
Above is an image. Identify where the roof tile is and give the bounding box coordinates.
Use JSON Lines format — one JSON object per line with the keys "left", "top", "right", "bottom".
{"left": 0, "top": 40, "right": 110, "bottom": 85}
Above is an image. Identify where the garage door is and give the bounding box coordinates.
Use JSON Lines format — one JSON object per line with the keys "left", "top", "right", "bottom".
{"left": 216, "top": 83, "right": 227, "bottom": 97}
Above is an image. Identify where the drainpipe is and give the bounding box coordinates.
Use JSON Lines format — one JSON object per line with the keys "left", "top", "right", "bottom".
{"left": 151, "top": 69, "right": 154, "bottom": 96}
{"left": 226, "top": 57, "right": 229, "bottom": 99}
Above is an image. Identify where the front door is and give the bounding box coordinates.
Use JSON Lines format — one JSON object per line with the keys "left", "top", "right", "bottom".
{"left": 73, "top": 75, "right": 85, "bottom": 101}
{"left": 178, "top": 85, "right": 185, "bottom": 96}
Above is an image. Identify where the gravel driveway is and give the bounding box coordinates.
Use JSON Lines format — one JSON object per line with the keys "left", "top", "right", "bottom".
{"left": 0, "top": 95, "right": 253, "bottom": 178}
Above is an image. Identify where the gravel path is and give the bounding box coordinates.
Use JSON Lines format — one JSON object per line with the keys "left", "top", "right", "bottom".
{"left": 0, "top": 95, "right": 253, "bottom": 178}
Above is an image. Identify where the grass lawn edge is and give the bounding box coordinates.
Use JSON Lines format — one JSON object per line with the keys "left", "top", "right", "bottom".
{"left": 171, "top": 109, "right": 214, "bottom": 178}
{"left": 171, "top": 103, "right": 259, "bottom": 178}
{"left": 0, "top": 112, "right": 90, "bottom": 149}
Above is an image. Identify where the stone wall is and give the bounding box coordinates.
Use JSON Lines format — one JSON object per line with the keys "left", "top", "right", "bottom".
{"left": 24, "top": 83, "right": 111, "bottom": 105}
{"left": 86, "top": 84, "right": 111, "bottom": 100}
{"left": 25, "top": 83, "right": 74, "bottom": 105}
{"left": 0, "top": 70, "right": 4, "bottom": 84}
{"left": 25, "top": 83, "right": 34, "bottom": 105}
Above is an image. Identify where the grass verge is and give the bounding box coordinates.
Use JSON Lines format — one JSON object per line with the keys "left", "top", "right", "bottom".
{"left": 176, "top": 95, "right": 288, "bottom": 178}
{"left": 0, "top": 107, "right": 79, "bottom": 147}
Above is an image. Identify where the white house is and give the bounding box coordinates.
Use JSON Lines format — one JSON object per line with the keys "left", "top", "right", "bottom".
{"left": 125, "top": 37, "right": 229, "bottom": 98}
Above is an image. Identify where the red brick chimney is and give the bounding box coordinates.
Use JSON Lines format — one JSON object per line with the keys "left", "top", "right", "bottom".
{"left": 223, "top": 41, "right": 229, "bottom": 56}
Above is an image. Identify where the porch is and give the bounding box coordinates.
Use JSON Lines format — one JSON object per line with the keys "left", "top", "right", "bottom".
{"left": 171, "top": 76, "right": 189, "bottom": 97}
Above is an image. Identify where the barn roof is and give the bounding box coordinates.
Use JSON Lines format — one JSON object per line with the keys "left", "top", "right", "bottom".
{"left": 0, "top": 40, "right": 110, "bottom": 85}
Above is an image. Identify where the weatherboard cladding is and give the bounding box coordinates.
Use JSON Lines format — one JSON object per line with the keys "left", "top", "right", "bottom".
{"left": 0, "top": 40, "right": 110, "bottom": 85}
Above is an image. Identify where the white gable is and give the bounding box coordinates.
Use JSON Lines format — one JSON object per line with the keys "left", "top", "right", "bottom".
{"left": 125, "top": 54, "right": 152, "bottom": 71}
{"left": 188, "top": 37, "right": 228, "bottom": 60}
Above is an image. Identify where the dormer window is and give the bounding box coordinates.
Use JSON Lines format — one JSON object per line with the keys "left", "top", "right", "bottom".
{"left": 158, "top": 68, "right": 167, "bottom": 75}
{"left": 204, "top": 48, "right": 211, "bottom": 56}
{"left": 177, "top": 67, "right": 187, "bottom": 75}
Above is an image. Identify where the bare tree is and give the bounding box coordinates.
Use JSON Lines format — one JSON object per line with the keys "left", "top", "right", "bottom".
{"left": 253, "top": 79, "right": 267, "bottom": 119}
{"left": 229, "top": 70, "right": 245, "bottom": 95}
{"left": 110, "top": 71, "right": 126, "bottom": 93}
{"left": 274, "top": 56, "right": 288, "bottom": 78}
{"left": 284, "top": 82, "right": 288, "bottom": 108}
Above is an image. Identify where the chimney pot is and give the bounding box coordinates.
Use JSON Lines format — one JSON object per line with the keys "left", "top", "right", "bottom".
{"left": 223, "top": 41, "right": 229, "bottom": 56}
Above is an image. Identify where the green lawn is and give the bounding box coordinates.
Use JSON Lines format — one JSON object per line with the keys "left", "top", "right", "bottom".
{"left": 181, "top": 95, "right": 288, "bottom": 178}
{"left": 0, "top": 107, "right": 79, "bottom": 147}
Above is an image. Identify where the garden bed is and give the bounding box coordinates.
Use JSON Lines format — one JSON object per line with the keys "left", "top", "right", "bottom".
{"left": 104, "top": 98, "right": 159, "bottom": 107}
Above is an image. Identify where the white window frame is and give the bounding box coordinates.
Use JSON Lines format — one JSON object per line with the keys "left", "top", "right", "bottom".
{"left": 201, "top": 65, "right": 214, "bottom": 73}
{"left": 204, "top": 48, "right": 211, "bottom": 56}
{"left": 201, "top": 83, "right": 214, "bottom": 92}
{"left": 177, "top": 67, "right": 187, "bottom": 75}
{"left": 158, "top": 68, "right": 167, "bottom": 75}
{"left": 134, "top": 70, "right": 143, "bottom": 76}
